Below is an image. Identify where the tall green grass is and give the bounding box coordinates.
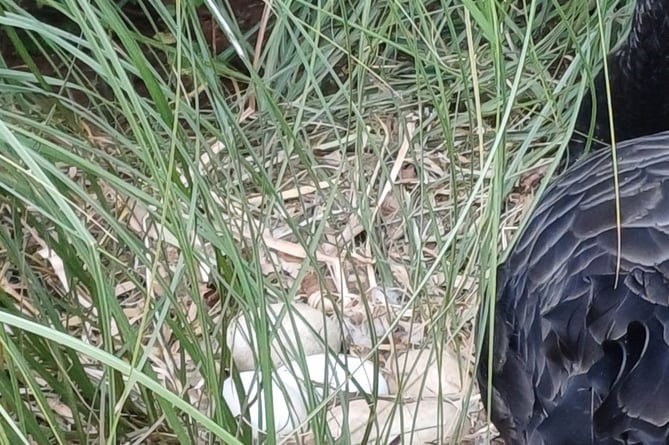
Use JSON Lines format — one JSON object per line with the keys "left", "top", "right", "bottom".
{"left": 0, "top": 0, "right": 634, "bottom": 443}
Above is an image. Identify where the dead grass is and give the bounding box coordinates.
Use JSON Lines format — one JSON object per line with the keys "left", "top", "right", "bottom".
{"left": 0, "top": 0, "right": 635, "bottom": 443}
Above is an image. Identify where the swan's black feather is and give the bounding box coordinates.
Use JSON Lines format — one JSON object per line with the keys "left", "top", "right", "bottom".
{"left": 479, "top": 132, "right": 669, "bottom": 444}
{"left": 568, "top": 0, "right": 669, "bottom": 165}
{"left": 479, "top": 1, "right": 669, "bottom": 442}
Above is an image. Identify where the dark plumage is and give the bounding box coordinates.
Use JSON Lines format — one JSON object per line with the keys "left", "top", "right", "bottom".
{"left": 479, "top": 134, "right": 669, "bottom": 444}
{"left": 478, "top": 1, "right": 669, "bottom": 443}
{"left": 568, "top": 0, "right": 669, "bottom": 166}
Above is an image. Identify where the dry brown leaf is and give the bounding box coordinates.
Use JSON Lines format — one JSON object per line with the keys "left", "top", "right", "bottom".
{"left": 114, "top": 281, "right": 137, "bottom": 297}
{"left": 379, "top": 193, "right": 399, "bottom": 218}
{"left": 37, "top": 247, "right": 69, "bottom": 292}
{"left": 519, "top": 165, "right": 548, "bottom": 192}
{"left": 400, "top": 164, "right": 417, "bottom": 181}
{"left": 393, "top": 320, "right": 426, "bottom": 348}
{"left": 46, "top": 397, "right": 74, "bottom": 422}
{"left": 300, "top": 270, "right": 320, "bottom": 296}
{"left": 247, "top": 181, "right": 331, "bottom": 206}
{"left": 389, "top": 264, "right": 411, "bottom": 289}
{"left": 306, "top": 291, "right": 335, "bottom": 314}
{"left": 339, "top": 214, "right": 365, "bottom": 244}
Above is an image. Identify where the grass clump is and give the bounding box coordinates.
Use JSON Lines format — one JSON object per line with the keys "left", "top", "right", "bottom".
{"left": 0, "top": 0, "right": 635, "bottom": 443}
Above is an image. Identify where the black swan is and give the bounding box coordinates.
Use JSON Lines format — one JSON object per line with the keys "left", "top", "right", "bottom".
{"left": 478, "top": 1, "right": 669, "bottom": 443}
{"left": 567, "top": 0, "right": 669, "bottom": 165}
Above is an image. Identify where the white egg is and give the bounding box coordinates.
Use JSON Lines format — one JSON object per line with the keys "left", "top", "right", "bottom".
{"left": 391, "top": 349, "right": 462, "bottom": 398}
{"left": 284, "top": 353, "right": 389, "bottom": 397}
{"left": 226, "top": 302, "right": 342, "bottom": 371}
{"left": 327, "top": 398, "right": 464, "bottom": 444}
{"left": 222, "top": 369, "right": 307, "bottom": 439}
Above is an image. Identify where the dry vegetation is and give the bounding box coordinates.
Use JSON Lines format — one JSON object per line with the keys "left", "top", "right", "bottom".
{"left": 0, "top": 0, "right": 634, "bottom": 443}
